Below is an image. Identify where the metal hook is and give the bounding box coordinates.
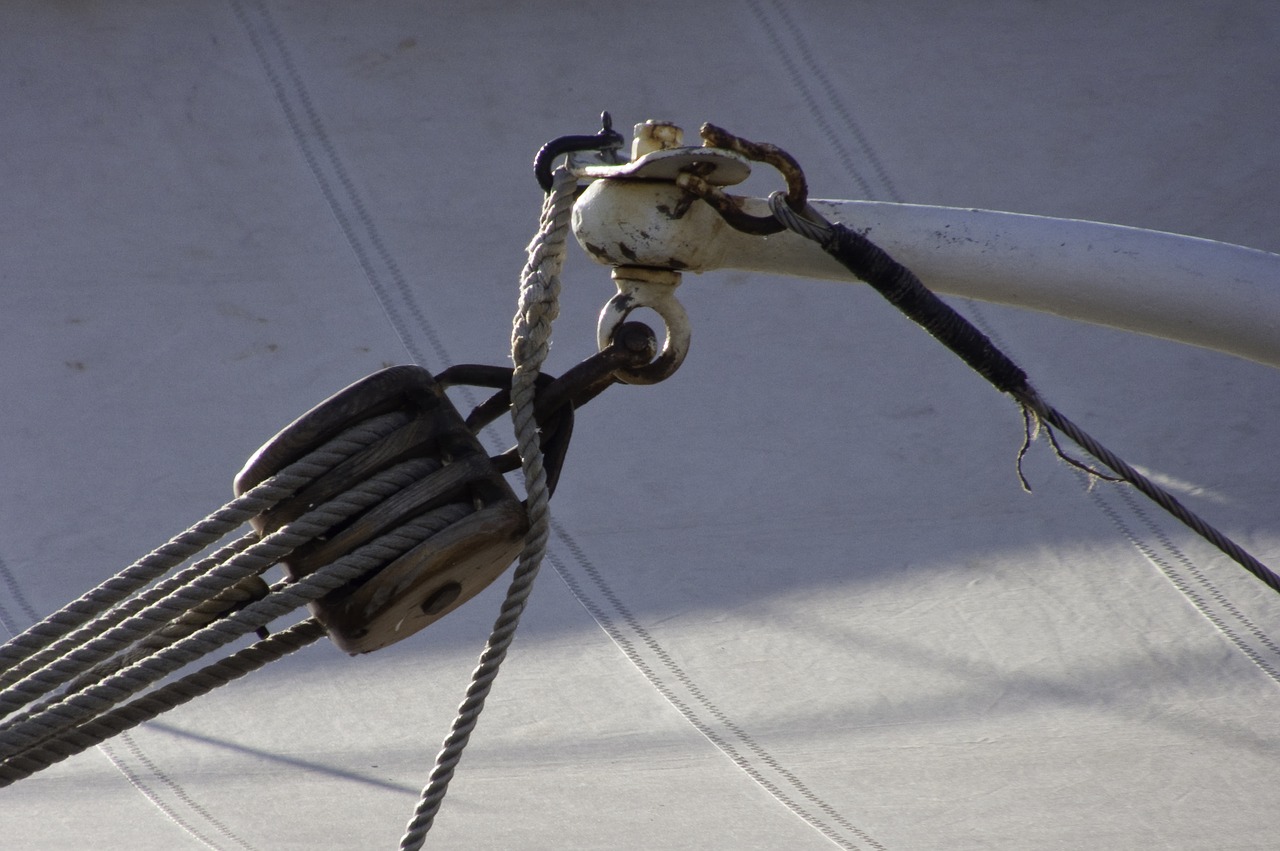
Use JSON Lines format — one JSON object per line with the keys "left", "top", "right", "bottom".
{"left": 533, "top": 111, "right": 626, "bottom": 192}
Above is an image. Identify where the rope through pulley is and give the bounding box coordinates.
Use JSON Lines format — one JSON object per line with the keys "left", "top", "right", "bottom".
{"left": 0, "top": 116, "right": 676, "bottom": 851}
{"left": 0, "top": 316, "right": 660, "bottom": 787}
{"left": 11, "top": 114, "right": 1267, "bottom": 849}
{"left": 396, "top": 126, "right": 652, "bottom": 846}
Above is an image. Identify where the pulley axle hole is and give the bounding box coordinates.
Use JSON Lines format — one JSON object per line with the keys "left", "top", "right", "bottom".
{"left": 420, "top": 581, "right": 463, "bottom": 616}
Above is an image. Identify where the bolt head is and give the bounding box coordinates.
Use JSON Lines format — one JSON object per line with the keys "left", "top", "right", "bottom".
{"left": 631, "top": 121, "right": 684, "bottom": 159}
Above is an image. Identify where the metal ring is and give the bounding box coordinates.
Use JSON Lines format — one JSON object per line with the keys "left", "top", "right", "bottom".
{"left": 596, "top": 279, "right": 690, "bottom": 385}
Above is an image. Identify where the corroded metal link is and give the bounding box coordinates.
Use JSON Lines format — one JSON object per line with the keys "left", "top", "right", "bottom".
{"left": 597, "top": 274, "right": 689, "bottom": 385}
{"left": 439, "top": 321, "right": 660, "bottom": 489}
{"left": 675, "top": 173, "right": 785, "bottom": 236}
{"left": 438, "top": 321, "right": 659, "bottom": 432}
{"left": 680, "top": 123, "right": 813, "bottom": 236}
{"left": 700, "top": 123, "right": 809, "bottom": 210}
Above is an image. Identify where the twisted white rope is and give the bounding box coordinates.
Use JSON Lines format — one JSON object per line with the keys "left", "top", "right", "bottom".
{"left": 0, "top": 619, "right": 328, "bottom": 786}
{"left": 397, "top": 166, "right": 578, "bottom": 849}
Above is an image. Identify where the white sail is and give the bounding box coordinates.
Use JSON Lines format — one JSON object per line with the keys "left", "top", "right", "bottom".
{"left": 3, "top": 3, "right": 1278, "bottom": 849}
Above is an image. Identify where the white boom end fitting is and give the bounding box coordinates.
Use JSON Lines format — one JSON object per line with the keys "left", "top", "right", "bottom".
{"left": 572, "top": 132, "right": 1280, "bottom": 370}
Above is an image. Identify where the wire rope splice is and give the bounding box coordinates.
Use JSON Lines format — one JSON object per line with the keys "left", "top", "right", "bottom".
{"left": 680, "top": 122, "right": 1280, "bottom": 597}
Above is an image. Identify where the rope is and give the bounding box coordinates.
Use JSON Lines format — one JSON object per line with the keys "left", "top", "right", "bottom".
{"left": 0, "top": 451, "right": 433, "bottom": 727}
{"left": 0, "top": 620, "right": 326, "bottom": 786}
{"left": 396, "top": 165, "right": 577, "bottom": 849}
{"left": 767, "top": 191, "right": 1280, "bottom": 594}
{"left": 0, "top": 460, "right": 449, "bottom": 760}
{"left": 65, "top": 574, "right": 274, "bottom": 695}
{"left": 0, "top": 387, "right": 495, "bottom": 784}
{"left": 0, "top": 411, "right": 409, "bottom": 688}
{"left": 0, "top": 505, "right": 471, "bottom": 785}
{"left": 1020, "top": 394, "right": 1280, "bottom": 593}
{"left": 0, "top": 158, "right": 584, "bottom": 817}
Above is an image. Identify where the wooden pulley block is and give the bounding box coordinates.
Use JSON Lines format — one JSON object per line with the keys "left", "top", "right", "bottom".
{"left": 234, "top": 366, "right": 528, "bottom": 654}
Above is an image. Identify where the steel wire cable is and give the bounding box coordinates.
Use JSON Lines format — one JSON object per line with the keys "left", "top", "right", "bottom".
{"left": 767, "top": 191, "right": 1278, "bottom": 594}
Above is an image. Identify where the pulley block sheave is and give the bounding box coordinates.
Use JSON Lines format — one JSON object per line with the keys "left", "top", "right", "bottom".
{"left": 234, "top": 366, "right": 528, "bottom": 655}
{"left": 232, "top": 323, "right": 659, "bottom": 655}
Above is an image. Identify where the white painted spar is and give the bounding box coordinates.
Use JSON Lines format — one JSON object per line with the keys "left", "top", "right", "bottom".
{"left": 574, "top": 182, "right": 1280, "bottom": 368}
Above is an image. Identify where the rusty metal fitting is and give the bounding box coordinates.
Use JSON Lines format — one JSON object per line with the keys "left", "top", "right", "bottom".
{"left": 674, "top": 172, "right": 785, "bottom": 236}
{"left": 533, "top": 111, "right": 625, "bottom": 192}
{"left": 668, "top": 123, "right": 817, "bottom": 236}
{"left": 572, "top": 120, "right": 817, "bottom": 267}
{"left": 569, "top": 119, "right": 817, "bottom": 383}
{"left": 699, "top": 123, "right": 809, "bottom": 213}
